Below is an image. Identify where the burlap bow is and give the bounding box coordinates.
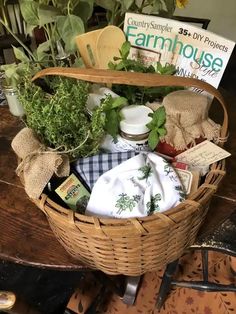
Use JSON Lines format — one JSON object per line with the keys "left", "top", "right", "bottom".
{"left": 11, "top": 128, "right": 70, "bottom": 199}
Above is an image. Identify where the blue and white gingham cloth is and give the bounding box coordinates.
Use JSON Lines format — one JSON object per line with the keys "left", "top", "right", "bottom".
{"left": 73, "top": 151, "right": 136, "bottom": 190}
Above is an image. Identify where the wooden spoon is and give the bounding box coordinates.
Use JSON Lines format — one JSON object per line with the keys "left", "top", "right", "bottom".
{"left": 76, "top": 29, "right": 102, "bottom": 68}
{"left": 96, "top": 25, "right": 126, "bottom": 69}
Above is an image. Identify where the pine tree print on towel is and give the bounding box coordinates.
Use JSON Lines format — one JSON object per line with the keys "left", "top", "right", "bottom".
{"left": 115, "top": 193, "right": 141, "bottom": 215}
{"left": 146, "top": 193, "right": 162, "bottom": 215}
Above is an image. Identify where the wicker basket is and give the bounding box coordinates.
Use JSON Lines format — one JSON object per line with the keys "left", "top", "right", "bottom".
{"left": 31, "top": 67, "right": 228, "bottom": 276}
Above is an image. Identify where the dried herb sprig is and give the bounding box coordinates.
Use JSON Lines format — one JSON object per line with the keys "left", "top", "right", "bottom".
{"left": 146, "top": 106, "right": 167, "bottom": 150}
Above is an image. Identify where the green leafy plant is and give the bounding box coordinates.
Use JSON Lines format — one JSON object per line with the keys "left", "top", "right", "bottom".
{"left": 108, "top": 41, "right": 180, "bottom": 105}
{"left": 17, "top": 75, "right": 128, "bottom": 158}
{"left": 18, "top": 76, "right": 106, "bottom": 158}
{"left": 95, "top": 0, "right": 179, "bottom": 27}
{"left": 146, "top": 106, "right": 167, "bottom": 150}
{"left": 0, "top": 62, "right": 39, "bottom": 88}
{"left": 92, "top": 94, "right": 127, "bottom": 140}
{"left": 19, "top": 0, "right": 91, "bottom": 59}
{"left": 0, "top": 0, "right": 92, "bottom": 70}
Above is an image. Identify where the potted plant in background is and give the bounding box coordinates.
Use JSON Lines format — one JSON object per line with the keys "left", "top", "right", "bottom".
{"left": 0, "top": 0, "right": 92, "bottom": 115}
{"left": 18, "top": 0, "right": 94, "bottom": 66}
{"left": 94, "top": 0, "right": 189, "bottom": 26}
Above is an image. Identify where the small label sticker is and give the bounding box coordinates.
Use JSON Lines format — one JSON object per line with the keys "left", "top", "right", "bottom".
{"left": 55, "top": 174, "right": 90, "bottom": 213}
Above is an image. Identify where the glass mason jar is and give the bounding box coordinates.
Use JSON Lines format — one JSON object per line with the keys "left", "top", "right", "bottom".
{"left": 119, "top": 105, "right": 153, "bottom": 151}
{"left": 3, "top": 87, "right": 25, "bottom": 117}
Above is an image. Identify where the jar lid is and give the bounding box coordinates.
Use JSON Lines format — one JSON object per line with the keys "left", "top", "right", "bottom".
{"left": 3, "top": 85, "right": 15, "bottom": 92}
{"left": 120, "top": 105, "right": 153, "bottom": 135}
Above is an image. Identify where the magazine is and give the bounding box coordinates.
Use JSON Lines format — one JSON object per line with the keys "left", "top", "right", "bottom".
{"left": 123, "top": 13, "right": 235, "bottom": 89}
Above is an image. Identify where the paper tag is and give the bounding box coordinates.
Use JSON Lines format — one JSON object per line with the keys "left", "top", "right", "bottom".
{"left": 189, "top": 170, "right": 200, "bottom": 195}
{"left": 176, "top": 140, "right": 231, "bottom": 167}
{"left": 175, "top": 169, "right": 193, "bottom": 194}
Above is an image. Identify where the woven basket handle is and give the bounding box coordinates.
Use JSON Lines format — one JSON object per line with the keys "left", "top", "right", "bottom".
{"left": 32, "top": 67, "right": 228, "bottom": 141}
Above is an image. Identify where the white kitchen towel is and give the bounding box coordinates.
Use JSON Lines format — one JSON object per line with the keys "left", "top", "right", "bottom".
{"left": 86, "top": 153, "right": 185, "bottom": 219}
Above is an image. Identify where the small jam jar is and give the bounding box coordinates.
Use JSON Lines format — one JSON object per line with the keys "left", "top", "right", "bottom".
{"left": 119, "top": 105, "right": 153, "bottom": 151}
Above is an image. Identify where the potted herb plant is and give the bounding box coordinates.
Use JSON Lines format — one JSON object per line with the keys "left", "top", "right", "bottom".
{"left": 0, "top": 0, "right": 89, "bottom": 116}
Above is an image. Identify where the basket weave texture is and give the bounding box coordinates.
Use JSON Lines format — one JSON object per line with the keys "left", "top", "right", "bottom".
{"left": 31, "top": 68, "right": 228, "bottom": 276}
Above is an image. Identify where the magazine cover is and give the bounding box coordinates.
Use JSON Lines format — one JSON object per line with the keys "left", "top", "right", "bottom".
{"left": 123, "top": 13, "right": 235, "bottom": 88}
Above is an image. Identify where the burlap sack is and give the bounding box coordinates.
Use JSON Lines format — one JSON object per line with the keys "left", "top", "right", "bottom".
{"left": 162, "top": 90, "right": 221, "bottom": 150}
{"left": 11, "top": 128, "right": 70, "bottom": 199}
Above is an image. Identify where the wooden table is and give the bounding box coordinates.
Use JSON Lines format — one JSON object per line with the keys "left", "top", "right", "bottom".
{"left": 0, "top": 106, "right": 90, "bottom": 314}
{"left": 0, "top": 106, "right": 89, "bottom": 270}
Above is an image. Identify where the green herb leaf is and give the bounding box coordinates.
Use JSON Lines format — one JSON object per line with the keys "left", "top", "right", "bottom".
{"left": 163, "top": 0, "right": 176, "bottom": 17}
{"left": 156, "top": 106, "right": 166, "bottom": 127}
{"left": 38, "top": 4, "right": 60, "bottom": 26}
{"left": 114, "top": 60, "right": 126, "bottom": 71}
{"left": 105, "top": 109, "right": 120, "bottom": 139}
{"left": 156, "top": 62, "right": 162, "bottom": 73}
{"left": 20, "top": 1, "right": 39, "bottom": 26}
{"left": 108, "top": 41, "right": 181, "bottom": 105}
{"left": 157, "top": 128, "right": 167, "bottom": 137}
{"left": 146, "top": 106, "right": 166, "bottom": 150}
{"left": 158, "top": 63, "right": 176, "bottom": 75}
{"left": 97, "top": 95, "right": 127, "bottom": 139}
{"left": 148, "top": 129, "right": 159, "bottom": 150}
{"left": 73, "top": 0, "right": 94, "bottom": 23}
{"left": 146, "top": 120, "right": 156, "bottom": 131}
{"left": 18, "top": 76, "right": 106, "bottom": 159}
{"left": 120, "top": 41, "right": 131, "bottom": 60}
{"left": 109, "top": 97, "right": 127, "bottom": 109}
{"left": 12, "top": 46, "right": 30, "bottom": 63}
{"left": 35, "top": 40, "right": 51, "bottom": 61}
{"left": 95, "top": 0, "right": 116, "bottom": 11}
{"left": 123, "top": 0, "right": 134, "bottom": 10}
{"left": 108, "top": 61, "right": 116, "bottom": 70}
{"left": 56, "top": 15, "right": 84, "bottom": 53}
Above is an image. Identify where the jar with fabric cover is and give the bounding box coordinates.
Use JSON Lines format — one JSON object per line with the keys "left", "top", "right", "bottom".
{"left": 157, "top": 90, "right": 221, "bottom": 157}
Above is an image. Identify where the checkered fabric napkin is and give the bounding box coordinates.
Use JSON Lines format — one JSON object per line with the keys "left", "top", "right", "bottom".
{"left": 73, "top": 151, "right": 136, "bottom": 190}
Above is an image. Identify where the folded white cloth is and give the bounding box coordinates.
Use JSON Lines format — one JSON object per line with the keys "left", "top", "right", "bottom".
{"left": 86, "top": 153, "right": 185, "bottom": 219}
